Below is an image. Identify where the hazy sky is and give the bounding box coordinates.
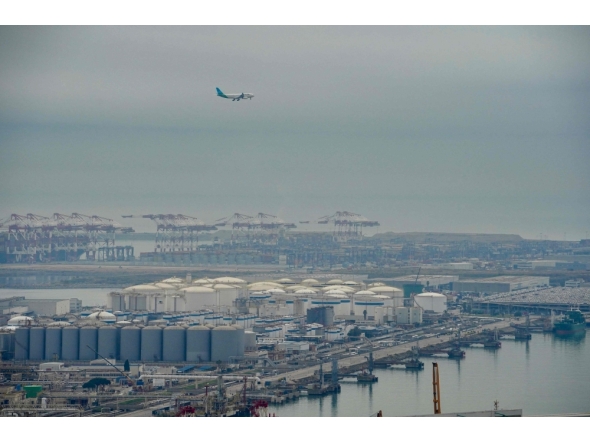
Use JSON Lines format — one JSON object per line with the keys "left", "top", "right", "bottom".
{"left": 1, "top": 27, "right": 589, "bottom": 239}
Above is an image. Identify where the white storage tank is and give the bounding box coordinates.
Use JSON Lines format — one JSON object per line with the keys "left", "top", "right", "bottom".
{"left": 183, "top": 286, "right": 217, "bottom": 311}
{"left": 15, "top": 327, "right": 30, "bottom": 360}
{"left": 98, "top": 326, "right": 118, "bottom": 360}
{"left": 211, "top": 326, "right": 238, "bottom": 362}
{"left": 120, "top": 326, "right": 141, "bottom": 362}
{"left": 128, "top": 294, "right": 147, "bottom": 311}
{"left": 166, "top": 294, "right": 186, "bottom": 312}
{"left": 141, "top": 326, "right": 163, "bottom": 362}
{"left": 108, "top": 293, "right": 126, "bottom": 311}
{"left": 29, "top": 327, "right": 45, "bottom": 360}
{"left": 79, "top": 326, "right": 98, "bottom": 360}
{"left": 186, "top": 325, "right": 211, "bottom": 362}
{"left": 163, "top": 326, "right": 186, "bottom": 362}
{"left": 370, "top": 286, "right": 404, "bottom": 307}
{"left": 214, "top": 284, "right": 239, "bottom": 307}
{"left": 61, "top": 326, "right": 79, "bottom": 360}
{"left": 353, "top": 295, "right": 388, "bottom": 319}
{"left": 414, "top": 292, "right": 447, "bottom": 313}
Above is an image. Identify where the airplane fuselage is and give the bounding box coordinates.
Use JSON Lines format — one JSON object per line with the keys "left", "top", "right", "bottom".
{"left": 216, "top": 88, "right": 254, "bottom": 101}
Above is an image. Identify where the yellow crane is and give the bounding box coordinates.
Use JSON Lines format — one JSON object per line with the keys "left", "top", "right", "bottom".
{"left": 432, "top": 362, "right": 441, "bottom": 414}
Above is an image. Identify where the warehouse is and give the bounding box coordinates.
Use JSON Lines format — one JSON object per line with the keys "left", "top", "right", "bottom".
{"left": 452, "top": 276, "right": 550, "bottom": 294}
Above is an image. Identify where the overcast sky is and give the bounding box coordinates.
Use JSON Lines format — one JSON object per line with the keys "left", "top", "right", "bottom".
{"left": 1, "top": 26, "right": 588, "bottom": 239}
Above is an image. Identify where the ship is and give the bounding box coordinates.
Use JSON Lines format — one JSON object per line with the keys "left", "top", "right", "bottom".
{"left": 553, "top": 309, "right": 586, "bottom": 336}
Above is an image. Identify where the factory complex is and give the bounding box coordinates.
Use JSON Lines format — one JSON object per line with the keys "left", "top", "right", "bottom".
{"left": 0, "top": 273, "right": 457, "bottom": 364}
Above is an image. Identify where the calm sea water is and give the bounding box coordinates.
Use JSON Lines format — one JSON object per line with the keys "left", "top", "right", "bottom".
{"left": 0, "top": 288, "right": 117, "bottom": 307}
{"left": 272, "top": 333, "right": 590, "bottom": 417}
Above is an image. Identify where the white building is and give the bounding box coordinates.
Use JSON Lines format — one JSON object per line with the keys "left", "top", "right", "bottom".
{"left": 26, "top": 299, "right": 70, "bottom": 316}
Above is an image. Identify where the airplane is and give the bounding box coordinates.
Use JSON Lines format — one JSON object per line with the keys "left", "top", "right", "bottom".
{"left": 216, "top": 87, "right": 254, "bottom": 101}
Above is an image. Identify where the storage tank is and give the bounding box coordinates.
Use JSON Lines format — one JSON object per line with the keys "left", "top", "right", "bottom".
{"left": 186, "top": 326, "right": 211, "bottom": 362}
{"left": 61, "top": 326, "right": 79, "bottom": 361}
{"left": 141, "top": 326, "right": 163, "bottom": 362}
{"left": 119, "top": 326, "right": 141, "bottom": 361}
{"left": 214, "top": 284, "right": 239, "bottom": 307}
{"left": 79, "top": 326, "right": 98, "bottom": 360}
{"left": 98, "top": 326, "right": 118, "bottom": 360}
{"left": 29, "top": 327, "right": 45, "bottom": 360}
{"left": 244, "top": 331, "right": 256, "bottom": 351}
{"left": 414, "top": 292, "right": 447, "bottom": 313}
{"left": 163, "top": 326, "right": 186, "bottom": 362}
{"left": 0, "top": 332, "right": 14, "bottom": 357}
{"left": 15, "top": 327, "right": 30, "bottom": 360}
{"left": 235, "top": 325, "right": 245, "bottom": 357}
{"left": 44, "top": 327, "right": 62, "bottom": 360}
{"left": 183, "top": 286, "right": 217, "bottom": 311}
{"left": 369, "top": 286, "right": 404, "bottom": 307}
{"left": 211, "top": 326, "right": 238, "bottom": 362}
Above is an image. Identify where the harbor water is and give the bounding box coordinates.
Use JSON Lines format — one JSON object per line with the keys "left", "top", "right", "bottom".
{"left": 272, "top": 333, "right": 590, "bottom": 417}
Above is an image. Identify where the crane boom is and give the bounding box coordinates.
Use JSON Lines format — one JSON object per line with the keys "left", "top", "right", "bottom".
{"left": 432, "top": 362, "right": 441, "bottom": 414}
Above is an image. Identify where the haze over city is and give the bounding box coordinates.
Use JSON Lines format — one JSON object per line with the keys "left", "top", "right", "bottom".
{"left": 1, "top": 26, "right": 589, "bottom": 239}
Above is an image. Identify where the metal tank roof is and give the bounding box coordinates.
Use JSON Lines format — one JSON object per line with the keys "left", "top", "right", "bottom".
{"left": 370, "top": 286, "right": 402, "bottom": 292}
{"left": 124, "top": 284, "right": 161, "bottom": 292}
{"left": 355, "top": 290, "right": 376, "bottom": 295}
{"left": 154, "top": 283, "right": 177, "bottom": 290}
{"left": 183, "top": 286, "right": 216, "bottom": 293}
{"left": 295, "top": 289, "right": 317, "bottom": 294}
{"left": 213, "top": 284, "right": 236, "bottom": 289}
{"left": 8, "top": 316, "right": 34, "bottom": 326}
{"left": 212, "top": 277, "right": 246, "bottom": 284}
{"left": 416, "top": 292, "right": 446, "bottom": 298}
{"left": 327, "top": 279, "right": 344, "bottom": 285}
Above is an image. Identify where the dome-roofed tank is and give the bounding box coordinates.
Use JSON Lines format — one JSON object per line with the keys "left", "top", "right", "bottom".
{"left": 61, "top": 326, "right": 79, "bottom": 360}
{"left": 120, "top": 326, "right": 141, "bottom": 362}
{"left": 15, "top": 328, "right": 30, "bottom": 360}
{"left": 141, "top": 326, "right": 163, "bottom": 362}
{"left": 186, "top": 325, "right": 211, "bottom": 362}
{"left": 79, "top": 326, "right": 98, "bottom": 360}
{"left": 98, "top": 326, "right": 118, "bottom": 360}
{"left": 8, "top": 316, "right": 34, "bottom": 326}
{"left": 29, "top": 327, "right": 45, "bottom": 360}
{"left": 163, "top": 326, "right": 186, "bottom": 362}
{"left": 211, "top": 326, "right": 238, "bottom": 362}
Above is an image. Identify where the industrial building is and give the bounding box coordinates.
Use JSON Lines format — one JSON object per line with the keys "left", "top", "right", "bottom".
{"left": 383, "top": 275, "right": 458, "bottom": 291}
{"left": 452, "top": 276, "right": 550, "bottom": 293}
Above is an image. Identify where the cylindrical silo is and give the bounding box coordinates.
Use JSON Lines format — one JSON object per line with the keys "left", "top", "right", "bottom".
{"left": 61, "top": 326, "right": 79, "bottom": 361}
{"left": 211, "top": 326, "right": 238, "bottom": 362}
{"left": 186, "top": 326, "right": 211, "bottom": 362}
{"left": 29, "top": 327, "right": 45, "bottom": 360}
{"left": 163, "top": 326, "right": 186, "bottom": 362}
{"left": 44, "top": 327, "right": 62, "bottom": 361}
{"left": 15, "top": 328, "right": 30, "bottom": 360}
{"left": 79, "top": 326, "right": 98, "bottom": 361}
{"left": 120, "top": 326, "right": 141, "bottom": 362}
{"left": 235, "top": 325, "right": 245, "bottom": 357}
{"left": 98, "top": 326, "right": 118, "bottom": 360}
{"left": 244, "top": 331, "right": 256, "bottom": 351}
{"left": 141, "top": 326, "right": 162, "bottom": 362}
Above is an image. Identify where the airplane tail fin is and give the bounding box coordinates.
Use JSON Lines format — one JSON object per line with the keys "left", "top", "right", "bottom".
{"left": 216, "top": 87, "right": 224, "bottom": 96}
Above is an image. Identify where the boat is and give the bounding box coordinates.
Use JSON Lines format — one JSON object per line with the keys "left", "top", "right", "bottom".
{"left": 356, "top": 371, "right": 378, "bottom": 383}
{"left": 404, "top": 359, "right": 424, "bottom": 370}
{"left": 553, "top": 309, "right": 586, "bottom": 336}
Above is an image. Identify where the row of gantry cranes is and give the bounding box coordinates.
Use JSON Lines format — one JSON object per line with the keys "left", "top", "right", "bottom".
{"left": 0, "top": 211, "right": 379, "bottom": 262}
